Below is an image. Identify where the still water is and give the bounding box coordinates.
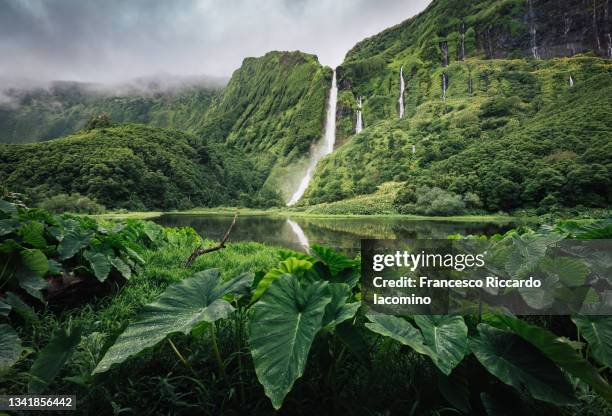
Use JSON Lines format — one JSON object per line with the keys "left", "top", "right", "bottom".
{"left": 154, "top": 214, "right": 515, "bottom": 255}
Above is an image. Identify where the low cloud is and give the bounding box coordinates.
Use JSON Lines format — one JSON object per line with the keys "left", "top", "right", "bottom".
{"left": 0, "top": 0, "right": 430, "bottom": 84}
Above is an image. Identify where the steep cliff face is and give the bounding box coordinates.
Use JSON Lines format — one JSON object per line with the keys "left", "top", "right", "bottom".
{"left": 199, "top": 51, "right": 331, "bottom": 198}
{"left": 302, "top": 0, "right": 612, "bottom": 211}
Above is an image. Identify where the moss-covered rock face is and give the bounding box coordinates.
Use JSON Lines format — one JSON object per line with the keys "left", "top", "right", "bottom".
{"left": 303, "top": 0, "right": 612, "bottom": 212}
{"left": 199, "top": 51, "right": 330, "bottom": 199}
{"left": 0, "top": 124, "right": 265, "bottom": 210}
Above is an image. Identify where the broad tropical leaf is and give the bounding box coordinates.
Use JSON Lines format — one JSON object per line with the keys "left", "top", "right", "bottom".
{"left": 28, "top": 327, "right": 82, "bottom": 394}
{"left": 572, "top": 315, "right": 612, "bottom": 368}
{"left": 84, "top": 250, "right": 111, "bottom": 282}
{"left": 365, "top": 314, "right": 432, "bottom": 356}
{"left": 310, "top": 245, "right": 355, "bottom": 275}
{"left": 469, "top": 324, "right": 576, "bottom": 405}
{"left": 251, "top": 257, "right": 313, "bottom": 302}
{"left": 110, "top": 257, "right": 131, "bottom": 280}
{"left": 539, "top": 256, "right": 588, "bottom": 287}
{"left": 0, "top": 300, "right": 11, "bottom": 317}
{"left": 20, "top": 221, "right": 47, "bottom": 248}
{"left": 0, "top": 219, "right": 20, "bottom": 236}
{"left": 0, "top": 200, "right": 17, "bottom": 214}
{"left": 322, "top": 283, "right": 360, "bottom": 329}
{"left": 249, "top": 275, "right": 331, "bottom": 410}
{"left": 414, "top": 315, "right": 468, "bottom": 375}
{"left": 57, "top": 228, "right": 93, "bottom": 260}
{"left": 20, "top": 249, "right": 48, "bottom": 276}
{"left": 486, "top": 315, "right": 612, "bottom": 401}
{"left": 0, "top": 324, "right": 21, "bottom": 373}
{"left": 93, "top": 269, "right": 252, "bottom": 374}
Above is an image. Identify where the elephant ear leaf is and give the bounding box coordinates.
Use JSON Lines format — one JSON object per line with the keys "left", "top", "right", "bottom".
{"left": 365, "top": 314, "right": 433, "bottom": 357}
{"left": 251, "top": 257, "right": 313, "bottom": 302}
{"left": 93, "top": 269, "right": 249, "bottom": 374}
{"left": 572, "top": 315, "right": 612, "bottom": 368}
{"left": 414, "top": 315, "right": 468, "bottom": 376}
{"left": 28, "top": 326, "right": 82, "bottom": 394}
{"left": 469, "top": 324, "right": 576, "bottom": 405}
{"left": 249, "top": 275, "right": 331, "bottom": 410}
{"left": 486, "top": 314, "right": 612, "bottom": 401}
{"left": 310, "top": 245, "right": 355, "bottom": 276}
{"left": 0, "top": 324, "right": 22, "bottom": 373}
{"left": 322, "top": 283, "right": 360, "bottom": 330}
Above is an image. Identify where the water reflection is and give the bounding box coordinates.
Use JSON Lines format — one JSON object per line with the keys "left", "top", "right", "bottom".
{"left": 154, "top": 214, "right": 514, "bottom": 255}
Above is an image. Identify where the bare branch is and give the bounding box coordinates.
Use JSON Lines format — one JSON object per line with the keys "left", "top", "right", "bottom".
{"left": 182, "top": 214, "right": 238, "bottom": 268}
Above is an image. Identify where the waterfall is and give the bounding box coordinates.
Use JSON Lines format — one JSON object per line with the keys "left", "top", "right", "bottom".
{"left": 527, "top": 0, "right": 540, "bottom": 59}
{"left": 440, "top": 41, "right": 449, "bottom": 67}
{"left": 286, "top": 219, "right": 310, "bottom": 252}
{"left": 355, "top": 96, "right": 363, "bottom": 134}
{"left": 442, "top": 73, "right": 448, "bottom": 102}
{"left": 460, "top": 24, "right": 466, "bottom": 61}
{"left": 412, "top": 145, "right": 416, "bottom": 154}
{"left": 607, "top": 33, "right": 612, "bottom": 57}
{"left": 569, "top": 75, "right": 574, "bottom": 88}
{"left": 398, "top": 66, "right": 406, "bottom": 119}
{"left": 288, "top": 69, "right": 338, "bottom": 206}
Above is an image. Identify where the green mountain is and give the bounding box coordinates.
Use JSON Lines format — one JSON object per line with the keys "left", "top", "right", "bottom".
{"left": 0, "top": 124, "right": 261, "bottom": 210}
{"left": 302, "top": 0, "right": 612, "bottom": 212}
{"left": 199, "top": 51, "right": 330, "bottom": 199}
{"left": 0, "top": 77, "right": 225, "bottom": 144}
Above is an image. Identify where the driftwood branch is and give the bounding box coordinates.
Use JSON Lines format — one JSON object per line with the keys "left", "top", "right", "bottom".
{"left": 182, "top": 214, "right": 237, "bottom": 268}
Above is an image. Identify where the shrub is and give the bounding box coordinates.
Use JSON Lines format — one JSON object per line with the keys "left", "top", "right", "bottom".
{"left": 38, "top": 193, "right": 106, "bottom": 214}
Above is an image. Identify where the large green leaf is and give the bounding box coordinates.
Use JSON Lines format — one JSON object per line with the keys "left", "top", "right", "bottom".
{"left": 249, "top": 275, "right": 331, "bottom": 410}
{"left": 57, "top": 228, "right": 93, "bottom": 260}
{"left": 110, "top": 256, "right": 131, "bottom": 280}
{"left": 251, "top": 257, "right": 313, "bottom": 303}
{"left": 469, "top": 324, "right": 576, "bottom": 405}
{"left": 365, "top": 314, "right": 432, "bottom": 356}
{"left": 310, "top": 245, "right": 355, "bottom": 276}
{"left": 539, "top": 256, "right": 588, "bottom": 287}
{"left": 0, "top": 299, "right": 11, "bottom": 317}
{"left": 506, "top": 233, "right": 564, "bottom": 278}
{"left": 414, "top": 315, "right": 468, "bottom": 375}
{"left": 20, "top": 221, "right": 47, "bottom": 248}
{"left": 0, "top": 200, "right": 17, "bottom": 214}
{"left": 0, "top": 219, "right": 20, "bottom": 236}
{"left": 486, "top": 315, "right": 612, "bottom": 401}
{"left": 20, "top": 249, "right": 48, "bottom": 277}
{"left": 322, "top": 283, "right": 360, "bottom": 329}
{"left": 572, "top": 315, "right": 612, "bottom": 368}
{"left": 28, "top": 327, "right": 81, "bottom": 394}
{"left": 93, "top": 269, "right": 252, "bottom": 374}
{"left": 366, "top": 314, "right": 467, "bottom": 375}
{"left": 84, "top": 250, "right": 112, "bottom": 282}
{"left": 0, "top": 324, "right": 21, "bottom": 373}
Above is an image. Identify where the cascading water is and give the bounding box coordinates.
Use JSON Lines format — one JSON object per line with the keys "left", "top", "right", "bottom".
{"left": 288, "top": 70, "right": 338, "bottom": 206}
{"left": 355, "top": 96, "right": 363, "bottom": 134}
{"left": 569, "top": 75, "right": 575, "bottom": 88}
{"left": 398, "top": 66, "right": 405, "bottom": 119}
{"left": 442, "top": 73, "right": 448, "bottom": 102}
{"left": 607, "top": 33, "right": 612, "bottom": 58}
{"left": 527, "top": 0, "right": 540, "bottom": 59}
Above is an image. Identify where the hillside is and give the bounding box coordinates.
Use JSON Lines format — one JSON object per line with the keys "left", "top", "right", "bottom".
{"left": 302, "top": 0, "right": 612, "bottom": 213}
{"left": 0, "top": 124, "right": 263, "bottom": 210}
{"left": 0, "top": 78, "right": 224, "bottom": 144}
{"left": 199, "top": 51, "right": 331, "bottom": 199}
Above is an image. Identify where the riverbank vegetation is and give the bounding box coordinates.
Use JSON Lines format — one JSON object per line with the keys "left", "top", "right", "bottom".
{"left": 2, "top": 199, "right": 612, "bottom": 415}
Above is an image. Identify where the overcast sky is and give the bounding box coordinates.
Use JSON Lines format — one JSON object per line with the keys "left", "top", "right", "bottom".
{"left": 0, "top": 0, "right": 431, "bottom": 84}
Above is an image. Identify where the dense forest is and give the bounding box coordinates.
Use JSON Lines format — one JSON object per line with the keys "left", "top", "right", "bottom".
{"left": 0, "top": 0, "right": 610, "bottom": 214}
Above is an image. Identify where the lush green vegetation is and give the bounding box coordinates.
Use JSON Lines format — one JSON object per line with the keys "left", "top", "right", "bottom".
{"left": 0, "top": 80, "right": 223, "bottom": 144}
{"left": 0, "top": 124, "right": 273, "bottom": 210}
{"left": 2, "top": 200, "right": 612, "bottom": 415}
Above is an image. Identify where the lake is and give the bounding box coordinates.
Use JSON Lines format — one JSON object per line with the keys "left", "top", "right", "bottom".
{"left": 154, "top": 214, "right": 516, "bottom": 255}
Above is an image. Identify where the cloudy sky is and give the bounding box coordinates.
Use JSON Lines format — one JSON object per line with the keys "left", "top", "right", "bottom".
{"left": 0, "top": 0, "right": 431, "bottom": 84}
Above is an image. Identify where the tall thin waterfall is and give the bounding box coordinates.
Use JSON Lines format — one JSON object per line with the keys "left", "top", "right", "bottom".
{"left": 442, "top": 73, "right": 448, "bottom": 102}
{"left": 569, "top": 75, "right": 574, "bottom": 88}
{"left": 355, "top": 96, "right": 363, "bottom": 134}
{"left": 527, "top": 0, "right": 540, "bottom": 59}
{"left": 288, "top": 70, "right": 338, "bottom": 206}
{"left": 398, "top": 66, "right": 405, "bottom": 119}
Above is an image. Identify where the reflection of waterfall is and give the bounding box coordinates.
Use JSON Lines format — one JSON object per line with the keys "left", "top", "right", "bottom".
{"left": 288, "top": 70, "right": 338, "bottom": 206}
{"left": 442, "top": 73, "right": 448, "bottom": 102}
{"left": 355, "top": 96, "right": 363, "bottom": 134}
{"left": 526, "top": 0, "right": 540, "bottom": 59}
{"left": 569, "top": 75, "right": 574, "bottom": 88}
{"left": 398, "top": 66, "right": 405, "bottom": 119}
{"left": 607, "top": 33, "right": 612, "bottom": 58}
{"left": 286, "top": 219, "right": 310, "bottom": 252}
